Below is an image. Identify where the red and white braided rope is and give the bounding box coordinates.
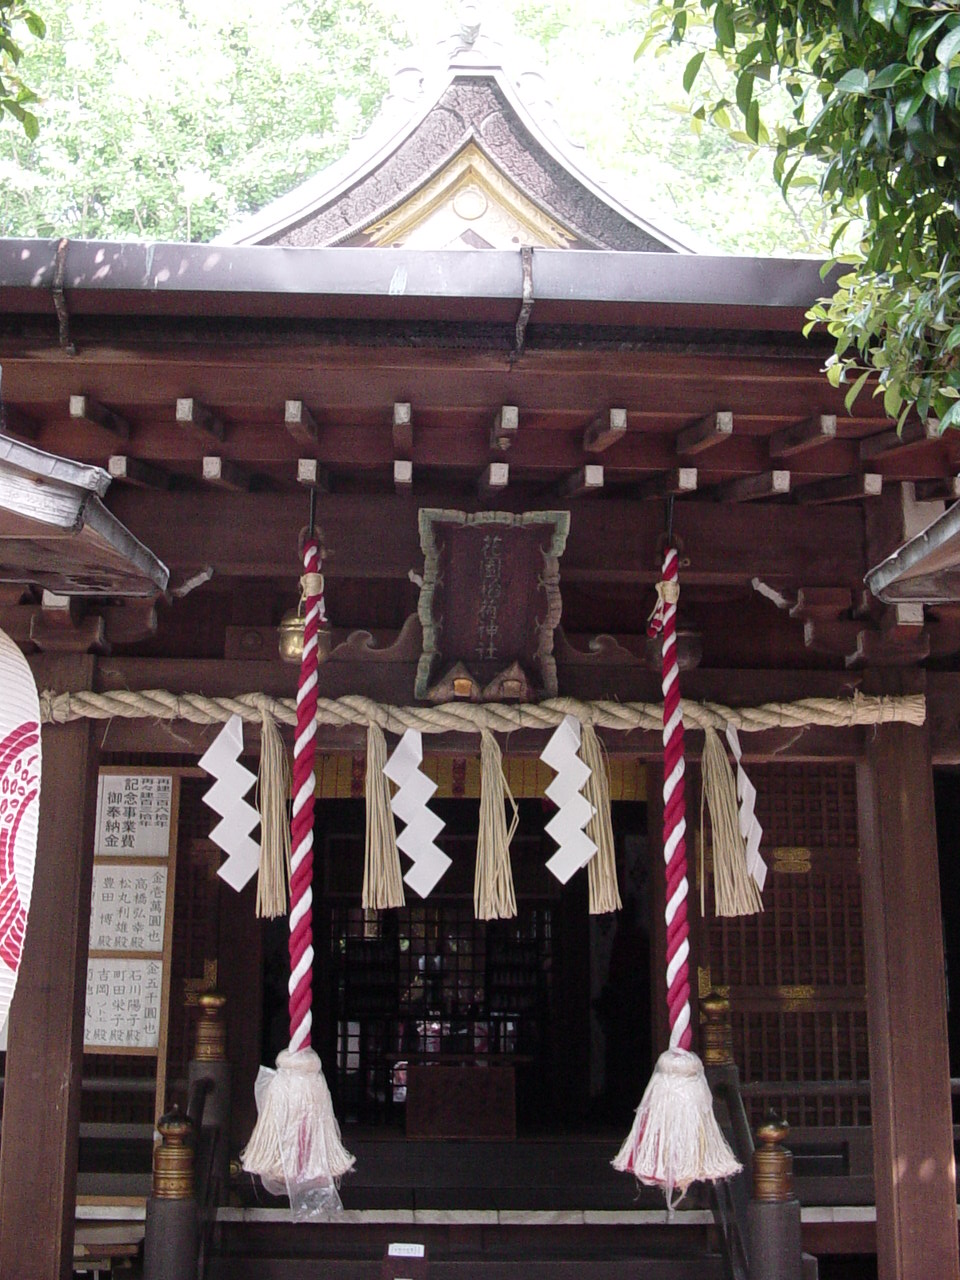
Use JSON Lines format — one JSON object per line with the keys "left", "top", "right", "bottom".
{"left": 647, "top": 547, "right": 691, "bottom": 1050}
{"left": 288, "top": 539, "right": 325, "bottom": 1054}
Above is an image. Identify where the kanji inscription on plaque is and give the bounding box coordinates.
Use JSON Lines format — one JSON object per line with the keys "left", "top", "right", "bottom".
{"left": 88, "top": 863, "right": 167, "bottom": 952}
{"left": 95, "top": 773, "right": 172, "bottom": 857}
{"left": 84, "top": 958, "right": 163, "bottom": 1049}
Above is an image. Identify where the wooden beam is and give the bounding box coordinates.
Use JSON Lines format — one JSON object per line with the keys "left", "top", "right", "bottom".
{"left": 859, "top": 417, "right": 938, "bottom": 462}
{"left": 392, "top": 402, "right": 412, "bottom": 453}
{"left": 637, "top": 467, "right": 697, "bottom": 500}
{"left": 393, "top": 459, "right": 413, "bottom": 494}
{"left": 0, "top": 403, "right": 39, "bottom": 438}
{"left": 677, "top": 410, "right": 733, "bottom": 456}
{"left": 0, "top": 655, "right": 99, "bottom": 1280}
{"left": 857, "top": 717, "right": 959, "bottom": 1280}
{"left": 719, "top": 470, "right": 790, "bottom": 503}
{"left": 202, "top": 456, "right": 251, "bottom": 491}
{"left": 296, "top": 458, "right": 330, "bottom": 492}
{"left": 283, "top": 399, "right": 318, "bottom": 446}
{"left": 914, "top": 475, "right": 960, "bottom": 502}
{"left": 479, "top": 461, "right": 509, "bottom": 497}
{"left": 107, "top": 455, "right": 169, "bottom": 489}
{"left": 583, "top": 408, "right": 627, "bottom": 453}
{"left": 490, "top": 405, "right": 519, "bottom": 452}
{"left": 69, "top": 394, "right": 129, "bottom": 440}
{"left": 176, "top": 397, "right": 225, "bottom": 442}
{"left": 768, "top": 413, "right": 836, "bottom": 459}
{"left": 796, "top": 474, "right": 882, "bottom": 504}
{"left": 560, "top": 464, "right": 603, "bottom": 497}
{"left": 108, "top": 489, "right": 870, "bottom": 587}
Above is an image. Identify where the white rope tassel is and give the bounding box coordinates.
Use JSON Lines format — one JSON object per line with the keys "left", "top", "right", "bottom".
{"left": 700, "top": 726, "right": 763, "bottom": 918}
{"left": 474, "top": 730, "right": 519, "bottom": 920}
{"left": 241, "top": 1047, "right": 355, "bottom": 1215}
{"left": 580, "top": 724, "right": 622, "bottom": 915}
{"left": 612, "top": 1048, "right": 741, "bottom": 1209}
{"left": 256, "top": 710, "right": 292, "bottom": 919}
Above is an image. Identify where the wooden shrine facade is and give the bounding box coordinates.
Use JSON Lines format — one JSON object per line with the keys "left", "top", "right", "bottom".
{"left": 1, "top": 237, "right": 960, "bottom": 1280}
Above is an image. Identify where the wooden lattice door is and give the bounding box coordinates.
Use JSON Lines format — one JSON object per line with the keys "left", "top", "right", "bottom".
{"left": 700, "top": 762, "right": 869, "bottom": 1128}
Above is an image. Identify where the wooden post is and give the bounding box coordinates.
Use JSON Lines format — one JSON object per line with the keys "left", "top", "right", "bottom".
{"left": 0, "top": 655, "right": 99, "bottom": 1280}
{"left": 857, "top": 721, "right": 960, "bottom": 1280}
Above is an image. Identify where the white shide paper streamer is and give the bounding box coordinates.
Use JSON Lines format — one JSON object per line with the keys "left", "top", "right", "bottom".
{"left": 541, "top": 715, "right": 597, "bottom": 884}
{"left": 384, "top": 729, "right": 451, "bottom": 898}
{"left": 199, "top": 714, "right": 261, "bottom": 891}
{"left": 724, "top": 725, "right": 767, "bottom": 893}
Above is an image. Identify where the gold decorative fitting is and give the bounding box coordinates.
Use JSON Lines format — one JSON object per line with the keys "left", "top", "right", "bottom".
{"left": 193, "top": 991, "right": 227, "bottom": 1062}
{"left": 453, "top": 677, "right": 476, "bottom": 699}
{"left": 700, "top": 991, "right": 734, "bottom": 1067}
{"left": 153, "top": 1105, "right": 195, "bottom": 1200}
{"left": 753, "top": 1114, "right": 794, "bottom": 1202}
{"left": 278, "top": 609, "right": 332, "bottom": 664}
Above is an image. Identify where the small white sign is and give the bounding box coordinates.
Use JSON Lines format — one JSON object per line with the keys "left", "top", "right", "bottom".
{"left": 84, "top": 958, "right": 163, "bottom": 1049}
{"left": 89, "top": 864, "right": 167, "bottom": 953}
{"left": 388, "top": 1244, "right": 426, "bottom": 1258}
{"left": 95, "top": 773, "right": 173, "bottom": 858}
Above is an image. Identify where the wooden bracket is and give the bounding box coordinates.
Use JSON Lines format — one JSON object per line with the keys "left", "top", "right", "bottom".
{"left": 677, "top": 411, "right": 733, "bottom": 456}
{"left": 637, "top": 467, "right": 697, "bottom": 500}
{"left": 859, "top": 417, "right": 938, "bottom": 462}
{"left": 768, "top": 414, "right": 836, "bottom": 459}
{"left": 479, "top": 461, "right": 509, "bottom": 497}
{"left": 392, "top": 402, "right": 413, "bottom": 453}
{"left": 0, "top": 404, "right": 39, "bottom": 439}
{"left": 296, "top": 458, "right": 330, "bottom": 492}
{"left": 70, "top": 395, "right": 130, "bottom": 440}
{"left": 490, "top": 405, "right": 519, "bottom": 452}
{"left": 202, "top": 456, "right": 251, "bottom": 491}
{"left": 284, "top": 400, "right": 319, "bottom": 446}
{"left": 720, "top": 470, "right": 790, "bottom": 503}
{"left": 583, "top": 408, "right": 627, "bottom": 453}
{"left": 560, "top": 464, "right": 603, "bottom": 497}
{"left": 108, "top": 456, "right": 170, "bottom": 489}
{"left": 795, "top": 473, "right": 882, "bottom": 504}
{"left": 393, "top": 459, "right": 413, "bottom": 494}
{"left": 177, "top": 398, "right": 225, "bottom": 442}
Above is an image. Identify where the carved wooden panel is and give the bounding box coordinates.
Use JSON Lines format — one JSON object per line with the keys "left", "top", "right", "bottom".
{"left": 415, "top": 509, "right": 569, "bottom": 699}
{"left": 701, "top": 762, "right": 869, "bottom": 1128}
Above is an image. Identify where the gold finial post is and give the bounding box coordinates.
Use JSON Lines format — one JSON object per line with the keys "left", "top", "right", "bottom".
{"left": 152, "top": 1106, "right": 195, "bottom": 1201}
{"left": 752, "top": 1112, "right": 794, "bottom": 1203}
{"left": 193, "top": 991, "right": 227, "bottom": 1063}
{"left": 701, "top": 991, "right": 734, "bottom": 1067}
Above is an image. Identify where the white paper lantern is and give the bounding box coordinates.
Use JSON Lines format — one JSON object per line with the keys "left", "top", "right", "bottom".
{"left": 0, "top": 627, "right": 41, "bottom": 1037}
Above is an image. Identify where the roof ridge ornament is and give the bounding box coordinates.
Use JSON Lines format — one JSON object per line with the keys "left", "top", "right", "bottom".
{"left": 459, "top": 2, "right": 481, "bottom": 47}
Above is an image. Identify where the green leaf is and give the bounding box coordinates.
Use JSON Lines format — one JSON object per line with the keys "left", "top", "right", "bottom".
{"left": 835, "top": 69, "right": 871, "bottom": 96}
{"left": 867, "top": 0, "right": 899, "bottom": 27}
{"left": 923, "top": 65, "right": 951, "bottom": 103}
{"left": 713, "top": 4, "right": 736, "bottom": 48}
{"left": 736, "top": 71, "right": 754, "bottom": 116}
{"left": 938, "top": 400, "right": 960, "bottom": 431}
{"left": 745, "top": 98, "right": 760, "bottom": 142}
{"left": 908, "top": 13, "right": 951, "bottom": 63}
{"left": 683, "top": 51, "right": 705, "bottom": 93}
{"left": 871, "top": 63, "right": 913, "bottom": 90}
{"left": 896, "top": 89, "right": 926, "bottom": 126}
{"left": 845, "top": 369, "right": 871, "bottom": 411}
{"left": 936, "top": 25, "right": 960, "bottom": 66}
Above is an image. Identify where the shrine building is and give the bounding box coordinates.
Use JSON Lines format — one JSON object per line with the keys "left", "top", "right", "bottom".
{"left": 0, "top": 15, "right": 957, "bottom": 1280}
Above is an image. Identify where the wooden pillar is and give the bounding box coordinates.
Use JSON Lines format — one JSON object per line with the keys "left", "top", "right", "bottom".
{"left": 857, "top": 721, "right": 959, "bottom": 1280}
{"left": 0, "top": 655, "right": 99, "bottom": 1280}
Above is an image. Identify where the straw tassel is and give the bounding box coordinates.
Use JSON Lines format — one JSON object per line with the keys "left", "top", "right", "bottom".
{"left": 256, "top": 710, "right": 292, "bottom": 919}
{"left": 474, "top": 729, "right": 519, "bottom": 920}
{"left": 580, "top": 724, "right": 622, "bottom": 915}
{"left": 700, "top": 726, "right": 763, "bottom": 917}
{"left": 362, "top": 722, "right": 405, "bottom": 910}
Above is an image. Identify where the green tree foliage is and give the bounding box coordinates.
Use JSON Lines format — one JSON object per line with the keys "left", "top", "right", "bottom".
{"left": 645, "top": 0, "right": 960, "bottom": 428}
{"left": 0, "top": 2, "right": 44, "bottom": 137}
{"left": 1, "top": 0, "right": 831, "bottom": 254}
{"left": 0, "top": 0, "right": 407, "bottom": 241}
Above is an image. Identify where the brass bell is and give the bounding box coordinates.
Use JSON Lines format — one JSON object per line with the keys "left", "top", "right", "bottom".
{"left": 278, "top": 609, "right": 332, "bottom": 664}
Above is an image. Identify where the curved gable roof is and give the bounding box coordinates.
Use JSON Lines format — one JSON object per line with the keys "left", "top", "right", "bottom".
{"left": 216, "top": 24, "right": 700, "bottom": 253}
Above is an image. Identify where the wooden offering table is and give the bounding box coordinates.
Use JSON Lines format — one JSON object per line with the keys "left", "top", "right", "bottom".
{"left": 405, "top": 1059, "right": 517, "bottom": 1140}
